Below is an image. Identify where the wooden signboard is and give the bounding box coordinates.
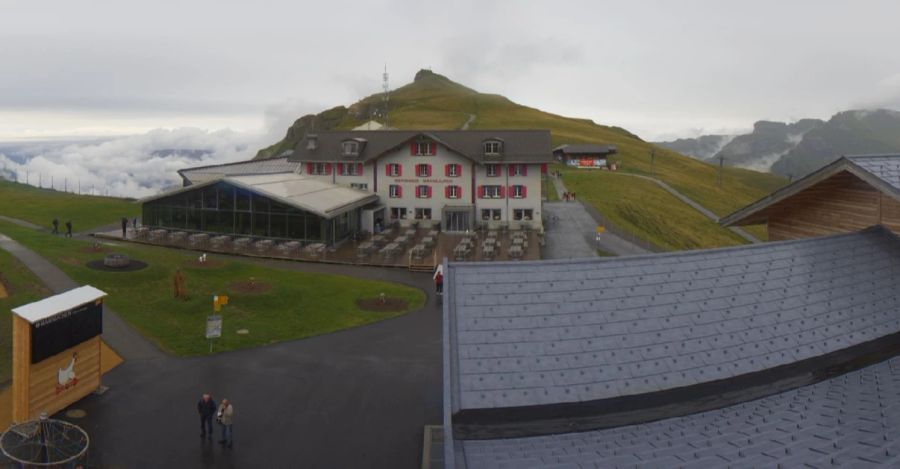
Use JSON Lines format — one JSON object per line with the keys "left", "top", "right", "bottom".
{"left": 11, "top": 286, "right": 106, "bottom": 422}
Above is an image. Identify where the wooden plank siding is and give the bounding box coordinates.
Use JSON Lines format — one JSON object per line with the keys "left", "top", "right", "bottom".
{"left": 761, "top": 171, "right": 900, "bottom": 241}
{"left": 11, "top": 315, "right": 31, "bottom": 422}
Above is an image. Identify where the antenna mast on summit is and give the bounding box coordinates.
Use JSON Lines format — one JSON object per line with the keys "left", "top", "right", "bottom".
{"left": 382, "top": 64, "right": 390, "bottom": 128}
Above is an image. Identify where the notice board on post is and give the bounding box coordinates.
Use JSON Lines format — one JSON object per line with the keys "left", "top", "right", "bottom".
{"left": 11, "top": 285, "right": 107, "bottom": 422}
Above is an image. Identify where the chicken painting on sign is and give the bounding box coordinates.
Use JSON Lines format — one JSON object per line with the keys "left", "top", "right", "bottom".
{"left": 56, "top": 352, "right": 79, "bottom": 395}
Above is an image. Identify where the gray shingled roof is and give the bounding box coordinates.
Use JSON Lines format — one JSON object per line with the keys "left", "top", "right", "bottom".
{"left": 447, "top": 227, "right": 900, "bottom": 413}
{"left": 458, "top": 353, "right": 900, "bottom": 468}
{"left": 846, "top": 154, "right": 900, "bottom": 191}
{"left": 178, "top": 156, "right": 299, "bottom": 184}
{"left": 552, "top": 144, "right": 617, "bottom": 155}
{"left": 290, "top": 130, "right": 553, "bottom": 165}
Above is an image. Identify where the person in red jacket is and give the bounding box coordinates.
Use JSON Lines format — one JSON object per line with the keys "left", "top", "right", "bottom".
{"left": 435, "top": 271, "right": 443, "bottom": 295}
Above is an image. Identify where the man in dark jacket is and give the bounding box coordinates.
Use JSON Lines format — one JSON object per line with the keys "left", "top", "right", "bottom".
{"left": 197, "top": 393, "right": 216, "bottom": 439}
{"left": 121, "top": 217, "right": 128, "bottom": 238}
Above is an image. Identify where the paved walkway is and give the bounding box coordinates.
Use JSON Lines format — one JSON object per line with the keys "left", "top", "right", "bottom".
{"left": 0, "top": 222, "right": 441, "bottom": 468}
{"left": 547, "top": 176, "right": 650, "bottom": 257}
{"left": 612, "top": 173, "right": 761, "bottom": 243}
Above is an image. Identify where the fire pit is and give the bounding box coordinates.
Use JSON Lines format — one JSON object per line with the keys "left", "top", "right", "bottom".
{"left": 86, "top": 253, "right": 147, "bottom": 272}
{"left": 103, "top": 253, "right": 131, "bottom": 268}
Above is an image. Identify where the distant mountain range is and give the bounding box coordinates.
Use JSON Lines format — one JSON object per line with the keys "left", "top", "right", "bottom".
{"left": 655, "top": 109, "right": 900, "bottom": 178}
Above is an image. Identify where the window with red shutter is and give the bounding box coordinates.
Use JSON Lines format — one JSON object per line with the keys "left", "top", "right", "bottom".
{"left": 306, "top": 163, "right": 312, "bottom": 174}
{"left": 522, "top": 185, "right": 528, "bottom": 198}
{"left": 427, "top": 186, "right": 432, "bottom": 198}
{"left": 521, "top": 165, "right": 528, "bottom": 176}
{"left": 397, "top": 185, "right": 402, "bottom": 197}
{"left": 324, "top": 163, "right": 332, "bottom": 175}
{"left": 445, "top": 164, "right": 450, "bottom": 177}
{"left": 444, "top": 186, "right": 450, "bottom": 198}
{"left": 410, "top": 143, "right": 417, "bottom": 155}
{"left": 426, "top": 164, "right": 432, "bottom": 177}
{"left": 508, "top": 165, "right": 515, "bottom": 176}
{"left": 430, "top": 142, "right": 437, "bottom": 154}
{"left": 356, "top": 163, "right": 363, "bottom": 175}
{"left": 498, "top": 186, "right": 505, "bottom": 198}
{"left": 477, "top": 185, "right": 484, "bottom": 198}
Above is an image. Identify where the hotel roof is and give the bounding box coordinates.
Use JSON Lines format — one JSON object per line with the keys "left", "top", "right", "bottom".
{"left": 291, "top": 129, "right": 553, "bottom": 165}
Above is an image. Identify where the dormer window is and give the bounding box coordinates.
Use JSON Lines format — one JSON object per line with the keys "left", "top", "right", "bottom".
{"left": 341, "top": 140, "right": 360, "bottom": 156}
{"left": 411, "top": 141, "right": 436, "bottom": 156}
{"left": 483, "top": 140, "right": 503, "bottom": 155}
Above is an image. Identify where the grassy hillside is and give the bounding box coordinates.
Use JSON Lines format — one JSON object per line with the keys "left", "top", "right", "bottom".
{"left": 260, "top": 69, "right": 786, "bottom": 249}
{"left": 0, "top": 179, "right": 139, "bottom": 231}
{"left": 0, "top": 248, "right": 51, "bottom": 382}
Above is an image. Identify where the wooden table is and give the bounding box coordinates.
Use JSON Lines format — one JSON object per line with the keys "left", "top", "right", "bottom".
{"left": 411, "top": 243, "right": 428, "bottom": 259}
{"left": 149, "top": 229, "right": 168, "bottom": 242}
{"left": 421, "top": 236, "right": 435, "bottom": 248}
{"left": 453, "top": 243, "right": 470, "bottom": 260}
{"left": 187, "top": 233, "right": 209, "bottom": 248}
{"left": 276, "top": 241, "right": 301, "bottom": 256}
{"left": 509, "top": 245, "right": 523, "bottom": 258}
{"left": 427, "top": 229, "right": 439, "bottom": 238}
{"left": 394, "top": 235, "right": 410, "bottom": 247}
{"left": 482, "top": 245, "right": 495, "bottom": 258}
{"left": 305, "top": 243, "right": 326, "bottom": 257}
{"left": 357, "top": 241, "right": 375, "bottom": 256}
{"left": 372, "top": 234, "right": 388, "bottom": 247}
{"left": 254, "top": 239, "right": 273, "bottom": 253}
{"left": 380, "top": 242, "right": 401, "bottom": 257}
{"left": 404, "top": 228, "right": 417, "bottom": 238}
{"left": 210, "top": 235, "right": 231, "bottom": 249}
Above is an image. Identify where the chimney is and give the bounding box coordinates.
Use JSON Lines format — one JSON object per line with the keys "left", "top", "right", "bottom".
{"left": 306, "top": 134, "right": 319, "bottom": 151}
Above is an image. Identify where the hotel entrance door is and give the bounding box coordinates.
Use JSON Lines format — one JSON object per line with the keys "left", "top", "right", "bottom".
{"left": 443, "top": 208, "right": 472, "bottom": 232}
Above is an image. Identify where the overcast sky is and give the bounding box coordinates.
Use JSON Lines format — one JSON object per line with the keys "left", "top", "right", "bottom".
{"left": 3, "top": 0, "right": 900, "bottom": 142}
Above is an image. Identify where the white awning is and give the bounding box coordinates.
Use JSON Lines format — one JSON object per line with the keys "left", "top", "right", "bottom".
{"left": 12, "top": 285, "right": 107, "bottom": 324}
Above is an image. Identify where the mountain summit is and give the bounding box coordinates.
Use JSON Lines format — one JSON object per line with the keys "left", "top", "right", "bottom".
{"left": 255, "top": 69, "right": 640, "bottom": 159}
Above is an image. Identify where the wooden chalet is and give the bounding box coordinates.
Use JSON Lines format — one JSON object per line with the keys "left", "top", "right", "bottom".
{"left": 721, "top": 154, "right": 900, "bottom": 240}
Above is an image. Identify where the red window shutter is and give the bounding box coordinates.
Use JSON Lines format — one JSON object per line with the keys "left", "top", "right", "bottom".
{"left": 477, "top": 185, "right": 484, "bottom": 198}
{"left": 498, "top": 186, "right": 505, "bottom": 198}
{"left": 444, "top": 164, "right": 450, "bottom": 177}
{"left": 445, "top": 186, "right": 450, "bottom": 198}
{"left": 430, "top": 142, "right": 437, "bottom": 154}
{"left": 427, "top": 164, "right": 432, "bottom": 177}
{"left": 415, "top": 164, "right": 421, "bottom": 176}
{"left": 508, "top": 165, "right": 514, "bottom": 176}
{"left": 508, "top": 185, "right": 514, "bottom": 198}
{"left": 306, "top": 163, "right": 312, "bottom": 174}
{"left": 521, "top": 165, "right": 528, "bottom": 176}
{"left": 457, "top": 164, "right": 462, "bottom": 176}
{"left": 398, "top": 164, "right": 402, "bottom": 177}
{"left": 427, "top": 186, "right": 432, "bottom": 198}
{"left": 397, "top": 185, "right": 402, "bottom": 197}
{"left": 385, "top": 165, "right": 391, "bottom": 176}
{"left": 338, "top": 163, "right": 344, "bottom": 174}
{"left": 541, "top": 163, "right": 548, "bottom": 174}
{"left": 325, "top": 163, "right": 333, "bottom": 175}
{"left": 455, "top": 185, "right": 461, "bottom": 198}
{"left": 357, "top": 163, "right": 363, "bottom": 175}
{"left": 410, "top": 143, "right": 417, "bottom": 155}
{"left": 522, "top": 185, "right": 527, "bottom": 198}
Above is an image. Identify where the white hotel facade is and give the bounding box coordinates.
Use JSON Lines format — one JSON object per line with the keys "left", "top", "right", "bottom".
{"left": 145, "top": 130, "right": 552, "bottom": 246}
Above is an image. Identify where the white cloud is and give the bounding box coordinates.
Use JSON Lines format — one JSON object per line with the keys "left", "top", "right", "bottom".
{"left": 0, "top": 128, "right": 265, "bottom": 198}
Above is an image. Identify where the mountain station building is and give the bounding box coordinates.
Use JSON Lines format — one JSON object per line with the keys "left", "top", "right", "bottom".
{"left": 140, "top": 130, "right": 552, "bottom": 246}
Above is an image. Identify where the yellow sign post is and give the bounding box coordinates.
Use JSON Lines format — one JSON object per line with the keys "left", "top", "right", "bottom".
{"left": 595, "top": 226, "right": 606, "bottom": 234}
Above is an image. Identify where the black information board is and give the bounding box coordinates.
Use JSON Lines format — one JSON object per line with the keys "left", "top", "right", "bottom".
{"left": 30, "top": 301, "right": 103, "bottom": 364}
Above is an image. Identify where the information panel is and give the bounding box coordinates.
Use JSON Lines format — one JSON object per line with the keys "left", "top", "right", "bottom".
{"left": 31, "top": 301, "right": 103, "bottom": 364}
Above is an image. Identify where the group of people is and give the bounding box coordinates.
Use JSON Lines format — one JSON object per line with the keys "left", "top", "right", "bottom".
{"left": 562, "top": 191, "right": 577, "bottom": 202}
{"left": 197, "top": 394, "right": 234, "bottom": 448}
{"left": 50, "top": 218, "right": 73, "bottom": 237}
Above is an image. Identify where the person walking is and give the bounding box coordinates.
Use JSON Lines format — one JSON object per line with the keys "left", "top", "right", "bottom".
{"left": 64, "top": 220, "right": 72, "bottom": 238}
{"left": 121, "top": 217, "right": 128, "bottom": 238}
{"left": 435, "top": 270, "right": 443, "bottom": 295}
{"left": 217, "top": 398, "right": 234, "bottom": 448}
{"left": 51, "top": 218, "right": 59, "bottom": 235}
{"left": 197, "top": 393, "right": 216, "bottom": 440}
{"left": 132, "top": 216, "right": 138, "bottom": 231}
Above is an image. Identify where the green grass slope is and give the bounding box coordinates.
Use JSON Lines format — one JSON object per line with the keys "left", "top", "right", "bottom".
{"left": 259, "top": 69, "right": 787, "bottom": 249}
{"left": 0, "top": 249, "right": 51, "bottom": 382}
{"left": 0, "top": 180, "right": 139, "bottom": 231}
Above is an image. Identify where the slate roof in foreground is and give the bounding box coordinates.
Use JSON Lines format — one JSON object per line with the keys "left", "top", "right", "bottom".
{"left": 458, "top": 354, "right": 900, "bottom": 468}
{"left": 846, "top": 154, "right": 900, "bottom": 191}
{"left": 446, "top": 226, "right": 900, "bottom": 413}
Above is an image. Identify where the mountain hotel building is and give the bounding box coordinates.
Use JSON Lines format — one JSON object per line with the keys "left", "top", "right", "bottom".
{"left": 140, "top": 130, "right": 552, "bottom": 246}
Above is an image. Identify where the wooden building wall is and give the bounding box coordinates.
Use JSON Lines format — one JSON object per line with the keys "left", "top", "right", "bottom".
{"left": 765, "top": 171, "right": 900, "bottom": 241}
{"left": 12, "top": 315, "right": 101, "bottom": 422}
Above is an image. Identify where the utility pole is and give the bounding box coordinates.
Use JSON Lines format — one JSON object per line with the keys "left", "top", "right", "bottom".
{"left": 650, "top": 149, "right": 656, "bottom": 175}
{"left": 717, "top": 155, "right": 724, "bottom": 188}
{"left": 382, "top": 64, "right": 390, "bottom": 128}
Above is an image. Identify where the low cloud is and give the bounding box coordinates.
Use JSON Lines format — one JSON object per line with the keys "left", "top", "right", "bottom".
{"left": 0, "top": 128, "right": 265, "bottom": 198}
